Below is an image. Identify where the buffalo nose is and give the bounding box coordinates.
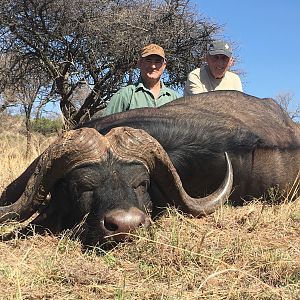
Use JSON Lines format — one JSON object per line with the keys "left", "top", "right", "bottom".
{"left": 102, "top": 207, "right": 150, "bottom": 241}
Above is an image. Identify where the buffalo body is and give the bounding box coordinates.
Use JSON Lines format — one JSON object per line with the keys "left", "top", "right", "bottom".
{"left": 1, "top": 91, "right": 299, "bottom": 245}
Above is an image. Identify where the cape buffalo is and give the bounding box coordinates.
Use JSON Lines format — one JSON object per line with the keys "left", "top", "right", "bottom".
{"left": 0, "top": 90, "right": 299, "bottom": 246}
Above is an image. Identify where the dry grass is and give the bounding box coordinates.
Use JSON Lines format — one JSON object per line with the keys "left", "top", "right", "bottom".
{"left": 0, "top": 129, "right": 299, "bottom": 300}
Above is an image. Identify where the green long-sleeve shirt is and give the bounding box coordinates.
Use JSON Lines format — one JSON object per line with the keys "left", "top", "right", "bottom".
{"left": 104, "top": 81, "right": 179, "bottom": 116}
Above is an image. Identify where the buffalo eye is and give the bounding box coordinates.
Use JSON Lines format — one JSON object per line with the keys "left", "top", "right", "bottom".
{"left": 134, "top": 180, "right": 149, "bottom": 193}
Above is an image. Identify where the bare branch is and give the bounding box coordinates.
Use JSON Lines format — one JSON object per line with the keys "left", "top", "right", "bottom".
{"left": 0, "top": 0, "right": 221, "bottom": 127}
{"left": 275, "top": 92, "right": 300, "bottom": 121}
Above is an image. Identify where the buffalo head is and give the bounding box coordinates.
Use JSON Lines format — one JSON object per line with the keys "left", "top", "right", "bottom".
{"left": 0, "top": 126, "right": 233, "bottom": 246}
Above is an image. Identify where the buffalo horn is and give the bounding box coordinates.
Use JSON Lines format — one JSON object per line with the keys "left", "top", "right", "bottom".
{"left": 0, "top": 128, "right": 109, "bottom": 222}
{"left": 107, "top": 127, "right": 233, "bottom": 216}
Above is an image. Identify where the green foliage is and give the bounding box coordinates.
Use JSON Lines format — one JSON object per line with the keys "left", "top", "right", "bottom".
{"left": 31, "top": 117, "right": 62, "bottom": 135}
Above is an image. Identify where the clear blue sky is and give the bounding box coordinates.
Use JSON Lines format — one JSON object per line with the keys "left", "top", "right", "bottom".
{"left": 192, "top": 0, "right": 299, "bottom": 110}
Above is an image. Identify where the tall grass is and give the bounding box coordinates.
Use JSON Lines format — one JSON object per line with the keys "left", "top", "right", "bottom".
{"left": 0, "top": 131, "right": 51, "bottom": 193}
{"left": 0, "top": 130, "right": 299, "bottom": 299}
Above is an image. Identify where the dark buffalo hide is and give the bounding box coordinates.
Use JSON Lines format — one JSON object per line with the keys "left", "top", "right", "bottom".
{"left": 1, "top": 90, "right": 299, "bottom": 246}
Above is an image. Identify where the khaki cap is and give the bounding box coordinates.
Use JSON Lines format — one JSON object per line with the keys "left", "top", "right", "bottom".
{"left": 140, "top": 44, "right": 165, "bottom": 59}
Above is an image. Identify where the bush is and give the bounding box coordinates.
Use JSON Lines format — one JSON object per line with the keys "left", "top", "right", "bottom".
{"left": 31, "top": 117, "right": 62, "bottom": 135}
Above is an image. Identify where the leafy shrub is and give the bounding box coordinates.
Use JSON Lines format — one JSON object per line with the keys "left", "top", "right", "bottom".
{"left": 31, "top": 117, "right": 62, "bottom": 135}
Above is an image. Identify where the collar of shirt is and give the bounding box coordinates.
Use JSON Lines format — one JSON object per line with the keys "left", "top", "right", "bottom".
{"left": 135, "top": 79, "right": 172, "bottom": 97}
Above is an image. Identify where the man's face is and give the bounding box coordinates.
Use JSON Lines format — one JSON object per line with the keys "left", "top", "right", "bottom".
{"left": 138, "top": 55, "right": 166, "bottom": 82}
{"left": 206, "top": 54, "right": 233, "bottom": 79}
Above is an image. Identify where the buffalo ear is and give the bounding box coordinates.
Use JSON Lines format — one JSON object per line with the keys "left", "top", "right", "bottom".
{"left": 26, "top": 181, "right": 70, "bottom": 234}
{"left": 148, "top": 183, "right": 168, "bottom": 218}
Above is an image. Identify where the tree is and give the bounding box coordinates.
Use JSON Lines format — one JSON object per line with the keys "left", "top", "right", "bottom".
{"left": 2, "top": 65, "right": 53, "bottom": 156}
{"left": 0, "top": 0, "right": 220, "bottom": 128}
{"left": 275, "top": 92, "right": 300, "bottom": 121}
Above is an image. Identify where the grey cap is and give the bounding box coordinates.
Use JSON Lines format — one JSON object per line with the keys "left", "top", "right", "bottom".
{"left": 207, "top": 40, "right": 232, "bottom": 57}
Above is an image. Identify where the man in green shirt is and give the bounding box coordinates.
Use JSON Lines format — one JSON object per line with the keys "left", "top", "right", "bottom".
{"left": 104, "top": 44, "right": 180, "bottom": 116}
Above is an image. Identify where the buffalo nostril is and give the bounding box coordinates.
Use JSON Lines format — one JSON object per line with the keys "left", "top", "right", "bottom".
{"left": 104, "top": 219, "right": 118, "bottom": 232}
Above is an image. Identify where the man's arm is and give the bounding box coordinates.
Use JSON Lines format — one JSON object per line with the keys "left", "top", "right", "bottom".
{"left": 236, "top": 76, "right": 243, "bottom": 92}
{"left": 184, "top": 69, "right": 205, "bottom": 96}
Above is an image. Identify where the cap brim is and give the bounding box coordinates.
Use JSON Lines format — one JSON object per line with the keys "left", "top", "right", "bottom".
{"left": 208, "top": 50, "right": 232, "bottom": 57}
{"left": 142, "top": 52, "right": 165, "bottom": 59}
